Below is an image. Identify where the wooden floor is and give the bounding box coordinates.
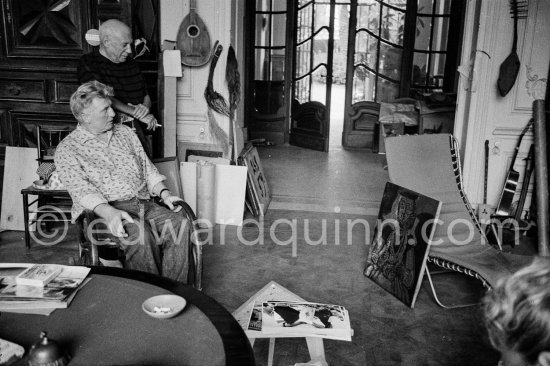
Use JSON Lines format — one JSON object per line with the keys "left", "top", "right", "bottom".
{"left": 0, "top": 145, "right": 538, "bottom": 365}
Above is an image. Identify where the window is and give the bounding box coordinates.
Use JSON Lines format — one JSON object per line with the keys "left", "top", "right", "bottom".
{"left": 251, "top": 0, "right": 287, "bottom": 115}
{"left": 352, "top": 0, "right": 463, "bottom": 103}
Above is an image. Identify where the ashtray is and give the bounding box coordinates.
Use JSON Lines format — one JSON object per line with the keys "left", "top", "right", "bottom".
{"left": 142, "top": 294, "right": 186, "bottom": 319}
{"left": 32, "top": 180, "right": 49, "bottom": 189}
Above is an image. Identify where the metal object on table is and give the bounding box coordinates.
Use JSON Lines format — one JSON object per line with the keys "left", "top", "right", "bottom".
{"left": 27, "top": 331, "right": 70, "bottom": 366}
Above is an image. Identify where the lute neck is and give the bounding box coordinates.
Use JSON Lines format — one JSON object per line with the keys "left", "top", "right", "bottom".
{"left": 484, "top": 140, "right": 489, "bottom": 204}
{"left": 190, "top": 0, "right": 197, "bottom": 11}
{"left": 512, "top": 11, "right": 518, "bottom": 51}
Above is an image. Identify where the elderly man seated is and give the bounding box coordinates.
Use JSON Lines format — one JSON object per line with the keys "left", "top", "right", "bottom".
{"left": 55, "top": 80, "right": 190, "bottom": 283}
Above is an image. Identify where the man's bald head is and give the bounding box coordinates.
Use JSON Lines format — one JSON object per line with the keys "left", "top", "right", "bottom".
{"left": 99, "top": 19, "right": 133, "bottom": 64}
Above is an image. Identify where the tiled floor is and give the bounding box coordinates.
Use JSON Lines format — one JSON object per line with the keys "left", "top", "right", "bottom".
{"left": 1, "top": 144, "right": 529, "bottom": 365}
{"left": 259, "top": 144, "right": 388, "bottom": 215}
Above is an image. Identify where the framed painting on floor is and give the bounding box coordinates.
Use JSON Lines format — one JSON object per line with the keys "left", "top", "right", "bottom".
{"left": 238, "top": 144, "right": 271, "bottom": 216}
{"left": 364, "top": 182, "right": 442, "bottom": 308}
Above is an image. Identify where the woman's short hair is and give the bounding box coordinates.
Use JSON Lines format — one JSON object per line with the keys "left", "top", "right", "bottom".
{"left": 70, "top": 80, "right": 114, "bottom": 122}
{"left": 483, "top": 257, "right": 550, "bottom": 364}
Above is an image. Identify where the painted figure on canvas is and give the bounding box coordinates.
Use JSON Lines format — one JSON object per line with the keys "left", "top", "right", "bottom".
{"left": 365, "top": 182, "right": 441, "bottom": 307}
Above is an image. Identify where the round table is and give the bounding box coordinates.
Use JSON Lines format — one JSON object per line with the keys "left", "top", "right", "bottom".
{"left": 0, "top": 266, "right": 255, "bottom": 365}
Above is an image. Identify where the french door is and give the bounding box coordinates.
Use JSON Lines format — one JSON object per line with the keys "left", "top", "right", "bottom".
{"left": 289, "top": 0, "right": 335, "bottom": 152}
{"left": 342, "top": 0, "right": 464, "bottom": 148}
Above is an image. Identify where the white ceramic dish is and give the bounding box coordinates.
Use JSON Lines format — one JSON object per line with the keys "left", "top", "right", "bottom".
{"left": 142, "top": 294, "right": 186, "bottom": 319}
{"left": 32, "top": 180, "right": 49, "bottom": 189}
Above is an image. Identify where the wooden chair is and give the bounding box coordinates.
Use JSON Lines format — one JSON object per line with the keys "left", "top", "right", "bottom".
{"left": 348, "top": 101, "right": 381, "bottom": 151}
{"left": 384, "top": 134, "right": 532, "bottom": 308}
{"left": 23, "top": 126, "right": 74, "bottom": 239}
{"left": 73, "top": 154, "right": 202, "bottom": 289}
{"left": 77, "top": 200, "right": 203, "bottom": 290}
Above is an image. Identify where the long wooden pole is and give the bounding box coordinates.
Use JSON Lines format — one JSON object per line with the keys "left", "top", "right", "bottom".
{"left": 533, "top": 99, "right": 550, "bottom": 256}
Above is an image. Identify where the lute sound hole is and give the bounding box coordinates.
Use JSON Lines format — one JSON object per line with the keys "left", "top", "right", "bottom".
{"left": 187, "top": 25, "right": 199, "bottom": 38}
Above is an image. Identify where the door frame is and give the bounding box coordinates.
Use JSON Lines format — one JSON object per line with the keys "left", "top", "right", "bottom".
{"left": 288, "top": 0, "right": 335, "bottom": 152}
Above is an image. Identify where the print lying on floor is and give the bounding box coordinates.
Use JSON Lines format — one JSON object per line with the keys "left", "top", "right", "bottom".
{"left": 260, "top": 301, "right": 352, "bottom": 341}
{"left": 364, "top": 182, "right": 442, "bottom": 308}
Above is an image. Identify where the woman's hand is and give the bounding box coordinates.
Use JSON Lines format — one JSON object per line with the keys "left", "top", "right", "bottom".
{"left": 94, "top": 204, "right": 135, "bottom": 237}
{"left": 161, "top": 190, "right": 183, "bottom": 212}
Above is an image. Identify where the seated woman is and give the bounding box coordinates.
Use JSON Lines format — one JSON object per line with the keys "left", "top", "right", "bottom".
{"left": 55, "top": 81, "right": 191, "bottom": 283}
{"left": 483, "top": 258, "right": 550, "bottom": 366}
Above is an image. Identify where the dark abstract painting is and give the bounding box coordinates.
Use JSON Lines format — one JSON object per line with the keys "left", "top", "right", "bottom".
{"left": 365, "top": 182, "right": 442, "bottom": 308}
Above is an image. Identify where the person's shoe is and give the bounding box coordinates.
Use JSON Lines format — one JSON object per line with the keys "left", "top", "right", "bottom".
{"left": 98, "top": 258, "right": 123, "bottom": 268}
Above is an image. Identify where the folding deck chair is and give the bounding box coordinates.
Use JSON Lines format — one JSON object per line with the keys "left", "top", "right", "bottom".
{"left": 385, "top": 134, "right": 533, "bottom": 308}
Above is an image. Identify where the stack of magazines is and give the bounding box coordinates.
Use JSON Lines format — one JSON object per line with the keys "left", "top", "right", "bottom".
{"left": 0, "top": 263, "right": 91, "bottom": 316}
{"left": 248, "top": 300, "right": 352, "bottom": 341}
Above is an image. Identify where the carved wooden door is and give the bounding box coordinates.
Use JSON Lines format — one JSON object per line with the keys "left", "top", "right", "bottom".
{"left": 1, "top": 0, "right": 92, "bottom": 58}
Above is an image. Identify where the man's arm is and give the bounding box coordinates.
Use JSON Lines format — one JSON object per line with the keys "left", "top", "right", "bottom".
{"left": 143, "top": 94, "right": 152, "bottom": 109}
{"left": 128, "top": 94, "right": 158, "bottom": 131}
{"left": 110, "top": 96, "right": 135, "bottom": 116}
{"left": 121, "top": 126, "right": 181, "bottom": 210}
{"left": 110, "top": 95, "right": 157, "bottom": 131}
{"left": 78, "top": 55, "right": 158, "bottom": 130}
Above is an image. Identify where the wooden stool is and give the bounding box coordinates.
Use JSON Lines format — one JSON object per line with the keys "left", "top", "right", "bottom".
{"left": 233, "top": 281, "right": 328, "bottom": 366}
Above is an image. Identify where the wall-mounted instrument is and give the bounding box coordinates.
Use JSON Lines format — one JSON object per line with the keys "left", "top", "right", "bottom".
{"left": 495, "top": 119, "right": 532, "bottom": 216}
{"left": 497, "top": 0, "right": 528, "bottom": 97}
{"left": 177, "top": 0, "right": 212, "bottom": 67}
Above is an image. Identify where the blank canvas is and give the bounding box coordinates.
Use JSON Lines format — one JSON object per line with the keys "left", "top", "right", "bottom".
{"left": 180, "top": 161, "right": 247, "bottom": 226}
{"left": 1, "top": 147, "right": 38, "bottom": 231}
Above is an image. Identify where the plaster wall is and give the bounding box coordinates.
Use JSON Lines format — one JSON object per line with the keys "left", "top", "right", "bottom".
{"left": 160, "top": 0, "right": 242, "bottom": 159}
{"left": 457, "top": 0, "right": 549, "bottom": 213}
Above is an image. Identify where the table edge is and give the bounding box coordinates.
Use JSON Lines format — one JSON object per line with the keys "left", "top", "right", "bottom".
{"left": 90, "top": 266, "right": 255, "bottom": 366}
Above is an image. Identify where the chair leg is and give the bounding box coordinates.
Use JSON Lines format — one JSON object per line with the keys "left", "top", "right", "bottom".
{"left": 425, "top": 268, "right": 479, "bottom": 309}
{"left": 193, "top": 242, "right": 203, "bottom": 291}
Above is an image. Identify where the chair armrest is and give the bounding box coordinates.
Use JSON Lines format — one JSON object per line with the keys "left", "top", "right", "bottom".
{"left": 172, "top": 200, "right": 203, "bottom": 290}
{"left": 173, "top": 200, "right": 197, "bottom": 221}
{"left": 76, "top": 209, "right": 119, "bottom": 245}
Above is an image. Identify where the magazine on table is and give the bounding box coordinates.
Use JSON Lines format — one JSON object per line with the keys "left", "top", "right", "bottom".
{"left": 0, "top": 263, "right": 91, "bottom": 302}
{"left": 260, "top": 300, "right": 352, "bottom": 341}
{"left": 247, "top": 301, "right": 263, "bottom": 331}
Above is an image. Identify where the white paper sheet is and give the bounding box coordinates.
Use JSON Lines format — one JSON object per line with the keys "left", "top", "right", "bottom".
{"left": 196, "top": 161, "right": 216, "bottom": 225}
{"left": 180, "top": 161, "right": 247, "bottom": 226}
{"left": 163, "top": 50, "right": 183, "bottom": 77}
{"left": 214, "top": 165, "right": 247, "bottom": 226}
{"left": 180, "top": 162, "right": 197, "bottom": 213}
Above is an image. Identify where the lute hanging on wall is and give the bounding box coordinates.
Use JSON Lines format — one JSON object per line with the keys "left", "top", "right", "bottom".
{"left": 497, "top": 0, "right": 528, "bottom": 97}
{"left": 177, "top": 0, "right": 212, "bottom": 67}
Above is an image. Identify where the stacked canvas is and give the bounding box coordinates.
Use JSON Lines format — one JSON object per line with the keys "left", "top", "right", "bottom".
{"left": 238, "top": 144, "right": 271, "bottom": 216}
